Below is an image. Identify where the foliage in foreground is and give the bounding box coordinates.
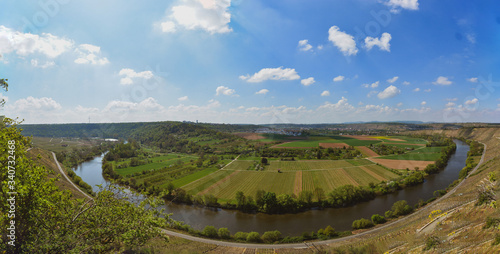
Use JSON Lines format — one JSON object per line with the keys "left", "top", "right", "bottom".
{"left": 0, "top": 119, "right": 170, "bottom": 253}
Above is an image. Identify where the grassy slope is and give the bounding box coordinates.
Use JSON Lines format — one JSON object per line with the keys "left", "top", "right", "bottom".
{"left": 26, "top": 148, "right": 87, "bottom": 199}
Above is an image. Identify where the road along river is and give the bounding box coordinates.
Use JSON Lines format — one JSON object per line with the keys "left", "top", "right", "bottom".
{"left": 73, "top": 140, "right": 469, "bottom": 235}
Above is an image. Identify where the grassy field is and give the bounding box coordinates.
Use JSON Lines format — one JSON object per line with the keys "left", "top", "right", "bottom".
{"left": 273, "top": 135, "right": 383, "bottom": 148}
{"left": 182, "top": 159, "right": 400, "bottom": 200}
{"left": 170, "top": 167, "right": 219, "bottom": 188}
{"left": 223, "top": 160, "right": 256, "bottom": 170}
{"left": 115, "top": 156, "right": 197, "bottom": 176}
{"left": 377, "top": 146, "right": 444, "bottom": 161}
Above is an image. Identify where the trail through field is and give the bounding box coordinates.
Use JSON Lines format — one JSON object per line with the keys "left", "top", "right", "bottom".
{"left": 294, "top": 171, "right": 302, "bottom": 196}
{"left": 198, "top": 171, "right": 240, "bottom": 195}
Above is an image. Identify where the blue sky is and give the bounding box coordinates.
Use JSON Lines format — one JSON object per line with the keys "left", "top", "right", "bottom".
{"left": 0, "top": 0, "right": 499, "bottom": 124}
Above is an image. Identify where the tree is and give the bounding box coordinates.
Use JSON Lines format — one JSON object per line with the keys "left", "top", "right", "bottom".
{"left": 299, "top": 190, "right": 314, "bottom": 204}
{"left": 246, "top": 232, "right": 261, "bottom": 243}
{"left": 313, "top": 187, "right": 326, "bottom": 203}
{"left": 371, "top": 214, "right": 386, "bottom": 225}
{"left": 324, "top": 225, "right": 337, "bottom": 237}
{"left": 218, "top": 228, "right": 231, "bottom": 239}
{"left": 261, "top": 230, "right": 281, "bottom": 243}
{"left": 202, "top": 226, "right": 218, "bottom": 238}
{"left": 235, "top": 191, "right": 246, "bottom": 208}
{"left": 391, "top": 200, "right": 413, "bottom": 216}
{"left": 234, "top": 232, "right": 248, "bottom": 241}
{"left": 260, "top": 157, "right": 268, "bottom": 165}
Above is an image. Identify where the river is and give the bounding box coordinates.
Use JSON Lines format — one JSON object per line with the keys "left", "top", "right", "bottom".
{"left": 73, "top": 140, "right": 469, "bottom": 235}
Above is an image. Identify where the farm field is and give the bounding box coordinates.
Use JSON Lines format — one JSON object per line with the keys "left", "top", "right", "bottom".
{"left": 223, "top": 160, "right": 256, "bottom": 170}
{"left": 264, "top": 160, "right": 354, "bottom": 171}
{"left": 115, "top": 155, "right": 197, "bottom": 176}
{"left": 376, "top": 147, "right": 444, "bottom": 161}
{"left": 181, "top": 160, "right": 401, "bottom": 201}
{"left": 170, "top": 167, "right": 219, "bottom": 188}
{"left": 369, "top": 158, "right": 435, "bottom": 170}
{"left": 31, "top": 136, "right": 99, "bottom": 152}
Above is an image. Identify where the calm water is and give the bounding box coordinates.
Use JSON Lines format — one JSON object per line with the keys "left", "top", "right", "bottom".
{"left": 73, "top": 140, "right": 469, "bottom": 235}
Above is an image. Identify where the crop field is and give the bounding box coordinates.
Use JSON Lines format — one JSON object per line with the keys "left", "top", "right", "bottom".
{"left": 274, "top": 138, "right": 343, "bottom": 148}
{"left": 362, "top": 164, "right": 400, "bottom": 179}
{"left": 201, "top": 171, "right": 296, "bottom": 199}
{"left": 182, "top": 170, "right": 234, "bottom": 194}
{"left": 115, "top": 156, "right": 196, "bottom": 176}
{"left": 183, "top": 160, "right": 407, "bottom": 201}
{"left": 223, "top": 160, "right": 256, "bottom": 170}
{"left": 346, "top": 159, "right": 376, "bottom": 166}
{"left": 170, "top": 167, "right": 219, "bottom": 188}
{"left": 343, "top": 167, "right": 381, "bottom": 185}
{"left": 377, "top": 147, "right": 443, "bottom": 161}
{"left": 264, "top": 160, "right": 353, "bottom": 171}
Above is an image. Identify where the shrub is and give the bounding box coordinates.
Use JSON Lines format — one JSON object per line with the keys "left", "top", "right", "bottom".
{"left": 202, "top": 226, "right": 218, "bottom": 238}
{"left": 324, "top": 225, "right": 337, "bottom": 237}
{"left": 317, "top": 228, "right": 324, "bottom": 236}
{"left": 384, "top": 210, "right": 393, "bottom": 218}
{"left": 234, "top": 232, "right": 248, "bottom": 241}
{"left": 246, "top": 232, "right": 261, "bottom": 243}
{"left": 371, "top": 214, "right": 386, "bottom": 225}
{"left": 218, "top": 228, "right": 230, "bottom": 239}
{"left": 423, "top": 236, "right": 440, "bottom": 250}
{"left": 261, "top": 230, "right": 281, "bottom": 243}
{"left": 352, "top": 218, "right": 374, "bottom": 230}
{"left": 391, "top": 200, "right": 413, "bottom": 216}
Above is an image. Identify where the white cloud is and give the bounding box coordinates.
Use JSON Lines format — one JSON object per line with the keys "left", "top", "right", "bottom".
{"left": 364, "top": 81, "right": 379, "bottom": 88}
{"left": 301, "top": 77, "right": 315, "bottom": 86}
{"left": 467, "top": 77, "right": 478, "bottom": 83}
{"left": 421, "top": 101, "right": 427, "bottom": 106}
{"left": 160, "top": 0, "right": 232, "bottom": 34}
{"left": 396, "top": 102, "right": 403, "bottom": 107}
{"left": 377, "top": 85, "right": 401, "bottom": 99}
{"left": 298, "top": 39, "right": 313, "bottom": 51}
{"left": 242, "top": 67, "right": 300, "bottom": 83}
{"left": 321, "top": 91, "right": 330, "bottom": 96}
{"left": 413, "top": 88, "right": 420, "bottom": 92}
{"left": 31, "top": 59, "right": 55, "bottom": 68}
{"left": 160, "top": 21, "right": 177, "bottom": 33}
{"left": 333, "top": 75, "right": 345, "bottom": 82}
{"left": 367, "top": 91, "right": 378, "bottom": 98}
{"left": 402, "top": 81, "right": 410, "bottom": 85}
{"left": 318, "top": 97, "right": 355, "bottom": 112}
{"left": 465, "top": 98, "right": 478, "bottom": 105}
{"left": 178, "top": 96, "right": 189, "bottom": 101}
{"left": 74, "top": 44, "right": 109, "bottom": 65}
{"left": 12, "top": 96, "right": 61, "bottom": 112}
{"left": 255, "top": 89, "right": 269, "bottom": 95}
{"left": 317, "top": 45, "right": 324, "bottom": 50}
{"left": 424, "top": 89, "right": 431, "bottom": 92}
{"left": 119, "top": 68, "right": 154, "bottom": 85}
{"left": 216, "top": 85, "right": 236, "bottom": 96}
{"left": 385, "top": 0, "right": 419, "bottom": 12}
{"left": 365, "top": 33, "right": 392, "bottom": 52}
{"left": 433, "top": 76, "right": 452, "bottom": 85}
{"left": 387, "top": 76, "right": 399, "bottom": 83}
{"left": 445, "top": 102, "right": 456, "bottom": 108}
{"left": 0, "top": 26, "right": 73, "bottom": 59}
{"left": 328, "top": 26, "right": 358, "bottom": 56}
{"left": 466, "top": 33, "right": 476, "bottom": 44}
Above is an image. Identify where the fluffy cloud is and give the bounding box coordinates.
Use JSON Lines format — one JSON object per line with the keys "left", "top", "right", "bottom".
{"left": 255, "top": 89, "right": 269, "bottom": 95}
{"left": 365, "top": 33, "right": 392, "bottom": 52}
{"left": 31, "top": 59, "right": 55, "bottom": 68}
{"left": 467, "top": 77, "right": 478, "bottom": 83}
{"left": 385, "top": 0, "right": 419, "bottom": 12}
{"left": 11, "top": 96, "right": 61, "bottom": 112}
{"left": 241, "top": 67, "right": 300, "bottom": 83}
{"left": 421, "top": 101, "right": 427, "bottom": 106}
{"left": 413, "top": 88, "right": 420, "bottom": 92}
{"left": 74, "top": 44, "right": 109, "bottom": 65}
{"left": 321, "top": 91, "right": 330, "bottom": 96}
{"left": 301, "top": 77, "right": 315, "bottom": 86}
{"left": 0, "top": 25, "right": 73, "bottom": 59}
{"left": 433, "top": 76, "right": 452, "bottom": 85}
{"left": 402, "top": 81, "right": 410, "bottom": 85}
{"left": 465, "top": 98, "right": 478, "bottom": 105}
{"left": 328, "top": 26, "right": 358, "bottom": 56}
{"left": 178, "top": 96, "right": 189, "bottom": 101}
{"left": 377, "top": 85, "right": 401, "bottom": 99}
{"left": 333, "top": 75, "right": 345, "bottom": 82}
{"left": 387, "top": 76, "right": 399, "bottom": 83}
{"left": 215, "top": 86, "right": 236, "bottom": 96}
{"left": 159, "top": 0, "right": 232, "bottom": 34}
{"left": 104, "top": 97, "right": 164, "bottom": 113}
{"left": 298, "top": 39, "right": 313, "bottom": 51}
{"left": 364, "top": 81, "right": 379, "bottom": 88}
{"left": 445, "top": 102, "right": 456, "bottom": 108}
{"left": 119, "top": 68, "right": 154, "bottom": 85}
{"left": 318, "top": 97, "right": 355, "bottom": 112}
